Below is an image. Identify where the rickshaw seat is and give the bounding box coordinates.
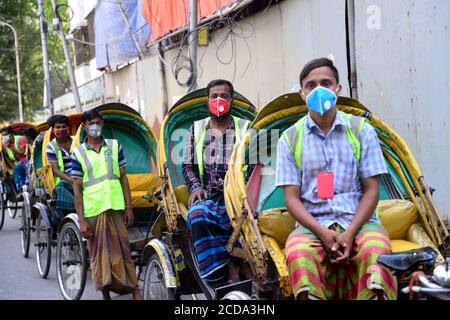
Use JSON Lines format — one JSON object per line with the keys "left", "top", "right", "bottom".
{"left": 128, "top": 173, "right": 158, "bottom": 208}
{"left": 257, "top": 199, "right": 438, "bottom": 254}
{"left": 174, "top": 184, "right": 189, "bottom": 217}
{"left": 174, "top": 184, "right": 190, "bottom": 208}
{"left": 258, "top": 208, "right": 294, "bottom": 247}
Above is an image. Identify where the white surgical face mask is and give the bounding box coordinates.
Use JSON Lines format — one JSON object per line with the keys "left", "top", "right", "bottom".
{"left": 86, "top": 124, "right": 102, "bottom": 138}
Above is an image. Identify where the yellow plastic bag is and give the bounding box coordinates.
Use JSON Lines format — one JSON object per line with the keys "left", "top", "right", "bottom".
{"left": 390, "top": 239, "right": 421, "bottom": 252}
{"left": 407, "top": 223, "right": 444, "bottom": 264}
{"left": 377, "top": 199, "right": 418, "bottom": 239}
{"left": 258, "top": 208, "right": 295, "bottom": 246}
{"left": 174, "top": 184, "right": 190, "bottom": 208}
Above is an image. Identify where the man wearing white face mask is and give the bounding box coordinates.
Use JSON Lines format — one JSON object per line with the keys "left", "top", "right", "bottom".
{"left": 276, "top": 58, "right": 396, "bottom": 300}
{"left": 71, "top": 109, "right": 141, "bottom": 300}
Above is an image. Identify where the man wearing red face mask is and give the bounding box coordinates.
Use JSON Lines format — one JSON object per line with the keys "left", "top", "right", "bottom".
{"left": 46, "top": 115, "right": 75, "bottom": 227}
{"left": 182, "top": 79, "right": 253, "bottom": 285}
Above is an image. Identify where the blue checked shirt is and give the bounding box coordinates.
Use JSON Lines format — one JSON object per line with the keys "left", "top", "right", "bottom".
{"left": 276, "top": 111, "right": 387, "bottom": 229}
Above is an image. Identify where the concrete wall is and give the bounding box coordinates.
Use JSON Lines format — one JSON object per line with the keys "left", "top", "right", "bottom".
{"left": 97, "top": 0, "right": 350, "bottom": 138}
{"left": 56, "top": 0, "right": 450, "bottom": 219}
{"left": 103, "top": 56, "right": 165, "bottom": 135}
{"left": 163, "top": 0, "right": 349, "bottom": 108}
{"left": 68, "top": 0, "right": 96, "bottom": 32}
{"left": 354, "top": 0, "right": 450, "bottom": 219}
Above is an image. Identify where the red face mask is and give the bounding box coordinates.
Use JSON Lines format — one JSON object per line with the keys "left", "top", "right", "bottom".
{"left": 208, "top": 97, "right": 231, "bottom": 117}
{"left": 55, "top": 128, "right": 69, "bottom": 138}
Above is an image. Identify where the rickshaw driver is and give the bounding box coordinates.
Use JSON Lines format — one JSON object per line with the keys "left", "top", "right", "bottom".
{"left": 22, "top": 127, "right": 38, "bottom": 188}
{"left": 71, "top": 109, "right": 142, "bottom": 300}
{"left": 182, "top": 79, "right": 253, "bottom": 285}
{"left": 46, "top": 115, "right": 75, "bottom": 227}
{"left": 1, "top": 126, "right": 28, "bottom": 196}
{"left": 276, "top": 58, "right": 397, "bottom": 300}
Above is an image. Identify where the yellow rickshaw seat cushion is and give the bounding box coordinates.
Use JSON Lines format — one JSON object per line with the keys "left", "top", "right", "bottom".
{"left": 257, "top": 199, "right": 420, "bottom": 247}
{"left": 390, "top": 239, "right": 421, "bottom": 252}
{"left": 174, "top": 184, "right": 190, "bottom": 208}
{"left": 127, "top": 173, "right": 158, "bottom": 208}
{"left": 257, "top": 208, "right": 295, "bottom": 247}
{"left": 377, "top": 199, "right": 419, "bottom": 239}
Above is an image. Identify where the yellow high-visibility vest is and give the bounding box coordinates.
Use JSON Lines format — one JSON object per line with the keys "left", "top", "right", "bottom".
{"left": 73, "top": 139, "right": 125, "bottom": 218}
{"left": 5, "top": 136, "right": 21, "bottom": 166}
{"left": 282, "top": 111, "right": 366, "bottom": 176}
{"left": 193, "top": 116, "right": 250, "bottom": 184}
{"left": 48, "top": 139, "right": 66, "bottom": 187}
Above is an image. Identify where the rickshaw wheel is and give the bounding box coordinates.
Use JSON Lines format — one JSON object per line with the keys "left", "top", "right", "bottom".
{"left": 35, "top": 214, "right": 52, "bottom": 278}
{"left": 0, "top": 191, "right": 5, "bottom": 231}
{"left": 20, "top": 202, "right": 31, "bottom": 258}
{"left": 143, "top": 254, "right": 176, "bottom": 300}
{"left": 56, "top": 220, "right": 88, "bottom": 300}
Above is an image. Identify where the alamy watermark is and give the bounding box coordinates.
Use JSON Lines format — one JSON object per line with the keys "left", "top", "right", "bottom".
{"left": 366, "top": 4, "right": 381, "bottom": 30}
{"left": 170, "top": 128, "right": 281, "bottom": 176}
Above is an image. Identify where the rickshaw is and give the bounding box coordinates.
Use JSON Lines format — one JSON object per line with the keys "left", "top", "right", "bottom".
{"left": 31, "top": 113, "right": 82, "bottom": 278}
{"left": 141, "top": 88, "right": 257, "bottom": 300}
{"left": 45, "top": 103, "right": 160, "bottom": 300}
{"left": 0, "top": 122, "right": 36, "bottom": 233}
{"left": 224, "top": 93, "right": 449, "bottom": 299}
{"left": 18, "top": 120, "right": 49, "bottom": 258}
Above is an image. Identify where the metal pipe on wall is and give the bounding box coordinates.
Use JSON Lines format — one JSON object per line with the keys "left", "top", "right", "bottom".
{"left": 157, "top": 43, "right": 169, "bottom": 116}
{"left": 347, "top": 0, "right": 358, "bottom": 99}
{"left": 51, "top": 0, "right": 82, "bottom": 113}
{"left": 188, "top": 0, "right": 198, "bottom": 92}
{"left": 37, "top": 0, "right": 54, "bottom": 117}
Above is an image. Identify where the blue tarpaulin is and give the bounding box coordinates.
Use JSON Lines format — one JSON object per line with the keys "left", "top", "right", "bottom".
{"left": 95, "top": 0, "right": 151, "bottom": 70}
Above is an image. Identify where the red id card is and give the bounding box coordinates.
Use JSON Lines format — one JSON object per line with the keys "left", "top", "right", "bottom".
{"left": 317, "top": 171, "right": 334, "bottom": 199}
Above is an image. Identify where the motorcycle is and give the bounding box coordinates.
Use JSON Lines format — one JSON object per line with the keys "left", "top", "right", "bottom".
{"left": 378, "top": 246, "right": 450, "bottom": 300}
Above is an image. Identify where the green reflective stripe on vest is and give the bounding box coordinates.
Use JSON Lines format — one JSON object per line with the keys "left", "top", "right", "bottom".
{"left": 5, "top": 136, "right": 21, "bottom": 165}
{"left": 282, "top": 111, "right": 365, "bottom": 176}
{"left": 74, "top": 139, "right": 124, "bottom": 218}
{"left": 49, "top": 139, "right": 65, "bottom": 186}
{"left": 76, "top": 140, "right": 120, "bottom": 188}
{"left": 194, "top": 116, "right": 250, "bottom": 184}
{"left": 344, "top": 113, "right": 365, "bottom": 164}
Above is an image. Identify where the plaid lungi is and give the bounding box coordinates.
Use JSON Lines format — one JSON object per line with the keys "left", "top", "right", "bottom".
{"left": 285, "top": 222, "right": 397, "bottom": 300}
{"left": 55, "top": 180, "right": 75, "bottom": 212}
{"left": 87, "top": 209, "right": 138, "bottom": 294}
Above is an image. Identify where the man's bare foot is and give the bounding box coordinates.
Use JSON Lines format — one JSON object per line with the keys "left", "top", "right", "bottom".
{"left": 239, "top": 260, "right": 253, "bottom": 279}
{"left": 373, "top": 289, "right": 385, "bottom": 300}
{"left": 101, "top": 289, "right": 111, "bottom": 300}
{"left": 132, "top": 287, "right": 142, "bottom": 300}
{"left": 227, "top": 261, "right": 241, "bottom": 284}
{"left": 297, "top": 291, "right": 309, "bottom": 300}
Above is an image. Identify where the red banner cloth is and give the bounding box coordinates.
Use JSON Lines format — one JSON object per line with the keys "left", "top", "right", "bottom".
{"left": 142, "top": 0, "right": 237, "bottom": 42}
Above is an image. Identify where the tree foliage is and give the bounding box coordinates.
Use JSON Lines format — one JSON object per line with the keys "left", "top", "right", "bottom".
{"left": 0, "top": 0, "right": 70, "bottom": 123}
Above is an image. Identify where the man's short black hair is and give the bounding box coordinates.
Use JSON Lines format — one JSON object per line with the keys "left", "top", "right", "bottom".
{"left": 206, "top": 79, "right": 234, "bottom": 98}
{"left": 82, "top": 108, "right": 103, "bottom": 124}
{"left": 1, "top": 126, "right": 13, "bottom": 134}
{"left": 24, "top": 127, "right": 38, "bottom": 141}
{"left": 47, "top": 114, "right": 69, "bottom": 128}
{"left": 299, "top": 58, "right": 339, "bottom": 88}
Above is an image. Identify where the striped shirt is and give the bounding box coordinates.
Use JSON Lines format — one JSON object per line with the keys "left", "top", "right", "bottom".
{"left": 46, "top": 138, "right": 72, "bottom": 174}
{"left": 71, "top": 137, "right": 126, "bottom": 179}
{"left": 276, "top": 111, "right": 387, "bottom": 229}
{"left": 182, "top": 121, "right": 237, "bottom": 196}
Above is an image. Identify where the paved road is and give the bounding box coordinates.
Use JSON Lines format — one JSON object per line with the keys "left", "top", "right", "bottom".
{"left": 0, "top": 209, "right": 138, "bottom": 300}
